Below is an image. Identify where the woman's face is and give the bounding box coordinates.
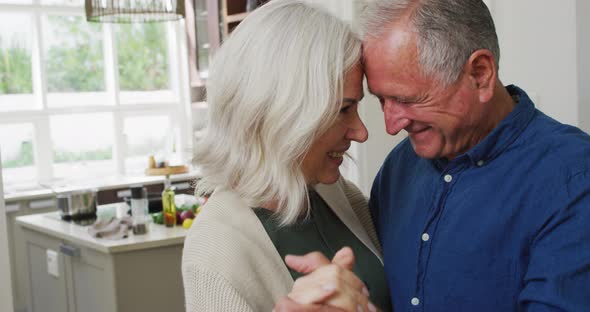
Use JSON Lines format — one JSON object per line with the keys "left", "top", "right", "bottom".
{"left": 302, "top": 65, "right": 368, "bottom": 185}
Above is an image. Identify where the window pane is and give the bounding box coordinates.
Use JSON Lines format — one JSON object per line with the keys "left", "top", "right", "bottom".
{"left": 116, "top": 23, "right": 169, "bottom": 92}
{"left": 50, "top": 113, "right": 115, "bottom": 180}
{"left": 0, "top": 123, "right": 37, "bottom": 185}
{"left": 0, "top": 13, "right": 34, "bottom": 107}
{"left": 42, "top": 15, "right": 105, "bottom": 94}
{"left": 123, "top": 115, "right": 170, "bottom": 175}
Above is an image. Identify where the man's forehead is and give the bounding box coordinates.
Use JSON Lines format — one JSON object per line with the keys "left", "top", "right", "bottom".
{"left": 364, "top": 29, "right": 416, "bottom": 62}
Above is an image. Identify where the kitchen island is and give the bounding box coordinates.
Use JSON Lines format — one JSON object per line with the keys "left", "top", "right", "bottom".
{"left": 4, "top": 172, "right": 199, "bottom": 312}
{"left": 16, "top": 211, "right": 188, "bottom": 312}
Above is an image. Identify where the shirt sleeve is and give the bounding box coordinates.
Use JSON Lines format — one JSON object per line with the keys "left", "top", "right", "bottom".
{"left": 519, "top": 170, "right": 590, "bottom": 311}
{"left": 182, "top": 264, "right": 254, "bottom": 312}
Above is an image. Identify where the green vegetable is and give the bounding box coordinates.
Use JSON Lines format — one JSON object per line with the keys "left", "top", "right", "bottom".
{"left": 151, "top": 212, "right": 164, "bottom": 225}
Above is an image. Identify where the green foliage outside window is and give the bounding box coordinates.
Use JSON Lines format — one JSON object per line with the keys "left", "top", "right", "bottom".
{"left": 2, "top": 141, "right": 34, "bottom": 168}
{"left": 117, "top": 23, "right": 169, "bottom": 91}
{"left": 0, "top": 17, "right": 169, "bottom": 95}
{"left": 54, "top": 147, "right": 112, "bottom": 163}
{"left": 1, "top": 141, "right": 113, "bottom": 168}
{"left": 45, "top": 15, "right": 105, "bottom": 92}
{"left": 0, "top": 38, "right": 33, "bottom": 94}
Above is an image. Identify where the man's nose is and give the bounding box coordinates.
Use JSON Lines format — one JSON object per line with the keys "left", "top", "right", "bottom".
{"left": 383, "top": 99, "right": 411, "bottom": 136}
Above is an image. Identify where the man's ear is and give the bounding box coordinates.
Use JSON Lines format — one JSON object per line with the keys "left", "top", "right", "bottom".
{"left": 465, "top": 49, "right": 497, "bottom": 103}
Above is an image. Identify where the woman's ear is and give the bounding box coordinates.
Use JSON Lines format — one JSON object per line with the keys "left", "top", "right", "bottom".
{"left": 466, "top": 49, "right": 497, "bottom": 103}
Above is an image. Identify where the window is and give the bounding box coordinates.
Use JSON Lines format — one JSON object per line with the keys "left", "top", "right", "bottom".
{"left": 0, "top": 1, "right": 191, "bottom": 188}
{"left": 43, "top": 14, "right": 108, "bottom": 107}
{"left": 123, "top": 114, "right": 172, "bottom": 175}
{"left": 0, "top": 123, "right": 36, "bottom": 186}
{"left": 115, "top": 23, "right": 177, "bottom": 105}
{"left": 0, "top": 12, "right": 34, "bottom": 111}
{"left": 50, "top": 113, "right": 115, "bottom": 180}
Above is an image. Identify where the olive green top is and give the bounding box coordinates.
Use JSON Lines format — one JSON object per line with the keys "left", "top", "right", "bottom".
{"left": 254, "top": 190, "right": 392, "bottom": 311}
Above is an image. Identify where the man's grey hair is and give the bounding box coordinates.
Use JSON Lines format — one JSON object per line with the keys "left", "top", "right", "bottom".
{"left": 193, "top": 0, "right": 361, "bottom": 225}
{"left": 361, "top": 0, "right": 499, "bottom": 85}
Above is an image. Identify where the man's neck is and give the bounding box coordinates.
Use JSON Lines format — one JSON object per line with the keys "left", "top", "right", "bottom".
{"left": 488, "top": 82, "right": 517, "bottom": 129}
{"left": 446, "top": 82, "right": 517, "bottom": 161}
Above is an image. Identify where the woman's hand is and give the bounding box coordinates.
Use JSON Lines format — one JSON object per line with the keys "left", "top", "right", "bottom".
{"left": 284, "top": 247, "right": 378, "bottom": 312}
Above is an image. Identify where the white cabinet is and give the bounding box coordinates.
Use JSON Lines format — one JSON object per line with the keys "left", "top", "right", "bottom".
{"left": 62, "top": 242, "right": 113, "bottom": 312}
{"left": 25, "top": 232, "right": 71, "bottom": 312}
{"left": 20, "top": 224, "right": 185, "bottom": 312}
{"left": 6, "top": 198, "right": 56, "bottom": 312}
{"left": 0, "top": 163, "right": 15, "bottom": 312}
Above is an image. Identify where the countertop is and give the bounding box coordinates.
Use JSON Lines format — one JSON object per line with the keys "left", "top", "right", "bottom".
{"left": 4, "top": 169, "right": 201, "bottom": 202}
{"left": 16, "top": 211, "right": 188, "bottom": 254}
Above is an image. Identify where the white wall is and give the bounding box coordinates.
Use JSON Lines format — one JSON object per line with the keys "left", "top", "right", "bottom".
{"left": 0, "top": 152, "right": 15, "bottom": 312}
{"left": 577, "top": 0, "right": 590, "bottom": 133}
{"left": 494, "top": 0, "right": 579, "bottom": 126}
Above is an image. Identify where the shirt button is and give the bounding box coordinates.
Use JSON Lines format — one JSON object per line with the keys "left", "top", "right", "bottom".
{"left": 477, "top": 160, "right": 485, "bottom": 167}
{"left": 443, "top": 174, "right": 453, "bottom": 183}
{"left": 411, "top": 297, "right": 420, "bottom": 306}
{"left": 422, "top": 233, "right": 430, "bottom": 242}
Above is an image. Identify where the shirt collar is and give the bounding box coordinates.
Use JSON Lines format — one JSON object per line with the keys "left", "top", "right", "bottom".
{"left": 433, "top": 85, "right": 537, "bottom": 169}
{"left": 464, "top": 85, "right": 536, "bottom": 166}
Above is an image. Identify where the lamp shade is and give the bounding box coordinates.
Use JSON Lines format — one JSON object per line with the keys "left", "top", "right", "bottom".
{"left": 85, "top": 0, "right": 185, "bottom": 23}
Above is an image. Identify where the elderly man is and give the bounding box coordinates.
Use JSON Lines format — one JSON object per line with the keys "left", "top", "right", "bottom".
{"left": 276, "top": 0, "right": 590, "bottom": 311}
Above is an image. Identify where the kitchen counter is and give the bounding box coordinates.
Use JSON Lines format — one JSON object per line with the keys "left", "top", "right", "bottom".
{"left": 18, "top": 211, "right": 187, "bottom": 312}
{"left": 16, "top": 211, "right": 188, "bottom": 254}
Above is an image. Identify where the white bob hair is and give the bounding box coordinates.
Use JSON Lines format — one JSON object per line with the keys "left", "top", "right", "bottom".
{"left": 193, "top": 0, "right": 362, "bottom": 225}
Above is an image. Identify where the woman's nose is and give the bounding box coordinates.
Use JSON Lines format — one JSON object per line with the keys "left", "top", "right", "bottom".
{"left": 347, "top": 115, "right": 368, "bottom": 143}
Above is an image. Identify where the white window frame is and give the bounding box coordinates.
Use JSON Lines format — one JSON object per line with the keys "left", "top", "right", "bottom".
{"left": 0, "top": 1, "right": 192, "bottom": 186}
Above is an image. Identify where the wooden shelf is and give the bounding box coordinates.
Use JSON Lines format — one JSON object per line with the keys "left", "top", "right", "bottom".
{"left": 226, "top": 12, "right": 248, "bottom": 23}
{"left": 145, "top": 165, "right": 189, "bottom": 176}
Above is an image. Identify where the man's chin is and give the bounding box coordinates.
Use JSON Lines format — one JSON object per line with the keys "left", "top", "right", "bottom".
{"left": 410, "top": 141, "right": 440, "bottom": 160}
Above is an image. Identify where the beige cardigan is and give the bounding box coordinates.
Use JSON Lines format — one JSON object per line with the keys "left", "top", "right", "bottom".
{"left": 182, "top": 178, "right": 382, "bottom": 312}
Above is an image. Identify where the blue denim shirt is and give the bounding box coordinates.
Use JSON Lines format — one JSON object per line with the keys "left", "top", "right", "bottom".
{"left": 369, "top": 85, "right": 590, "bottom": 311}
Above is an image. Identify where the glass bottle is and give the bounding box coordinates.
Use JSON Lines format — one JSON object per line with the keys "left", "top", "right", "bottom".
{"left": 162, "top": 176, "right": 176, "bottom": 227}
{"left": 130, "top": 185, "right": 148, "bottom": 234}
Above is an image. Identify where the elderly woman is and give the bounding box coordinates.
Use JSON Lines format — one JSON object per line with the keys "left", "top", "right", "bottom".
{"left": 182, "top": 1, "right": 391, "bottom": 311}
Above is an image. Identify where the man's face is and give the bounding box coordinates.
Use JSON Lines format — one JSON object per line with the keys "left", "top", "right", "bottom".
{"left": 363, "top": 24, "right": 484, "bottom": 160}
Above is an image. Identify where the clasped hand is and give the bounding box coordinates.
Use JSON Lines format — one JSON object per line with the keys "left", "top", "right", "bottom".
{"left": 274, "top": 247, "right": 378, "bottom": 312}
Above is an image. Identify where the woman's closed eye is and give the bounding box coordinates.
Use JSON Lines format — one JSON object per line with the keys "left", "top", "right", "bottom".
{"left": 340, "top": 99, "right": 359, "bottom": 113}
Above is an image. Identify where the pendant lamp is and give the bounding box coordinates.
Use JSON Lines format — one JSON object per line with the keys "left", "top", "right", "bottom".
{"left": 86, "top": 0, "right": 185, "bottom": 23}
